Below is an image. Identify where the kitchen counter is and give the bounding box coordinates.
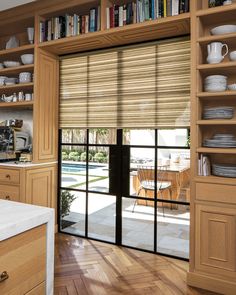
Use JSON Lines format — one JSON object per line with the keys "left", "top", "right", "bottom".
{"left": 0, "top": 161, "right": 57, "bottom": 168}
{"left": 0, "top": 200, "right": 54, "bottom": 295}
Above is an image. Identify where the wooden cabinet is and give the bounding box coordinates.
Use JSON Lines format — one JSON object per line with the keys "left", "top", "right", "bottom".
{"left": 0, "top": 164, "right": 57, "bottom": 212}
{"left": 0, "top": 225, "right": 46, "bottom": 295}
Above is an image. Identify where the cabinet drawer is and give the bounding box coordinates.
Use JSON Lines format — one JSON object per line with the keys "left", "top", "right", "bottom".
{"left": 196, "top": 183, "right": 236, "bottom": 204}
{"left": 0, "top": 185, "right": 19, "bottom": 202}
{"left": 0, "top": 168, "right": 20, "bottom": 185}
{"left": 0, "top": 225, "right": 46, "bottom": 294}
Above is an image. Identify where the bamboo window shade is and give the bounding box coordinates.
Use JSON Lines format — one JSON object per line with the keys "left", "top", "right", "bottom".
{"left": 60, "top": 37, "right": 190, "bottom": 128}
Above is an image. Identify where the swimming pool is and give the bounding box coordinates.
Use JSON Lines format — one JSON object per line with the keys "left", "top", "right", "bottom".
{"left": 62, "top": 163, "right": 104, "bottom": 173}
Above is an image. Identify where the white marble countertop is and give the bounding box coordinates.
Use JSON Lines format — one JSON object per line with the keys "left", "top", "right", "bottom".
{"left": 0, "top": 161, "right": 57, "bottom": 168}
{"left": 0, "top": 200, "right": 55, "bottom": 295}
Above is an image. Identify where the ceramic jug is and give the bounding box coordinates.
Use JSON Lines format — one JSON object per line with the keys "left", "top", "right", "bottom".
{"left": 207, "top": 42, "right": 228, "bottom": 64}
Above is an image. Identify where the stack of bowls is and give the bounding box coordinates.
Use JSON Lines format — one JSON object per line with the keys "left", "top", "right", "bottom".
{"left": 204, "top": 75, "right": 227, "bottom": 92}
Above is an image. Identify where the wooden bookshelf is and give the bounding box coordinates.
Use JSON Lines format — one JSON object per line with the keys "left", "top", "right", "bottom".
{"left": 0, "top": 101, "right": 33, "bottom": 108}
{"left": 0, "top": 64, "right": 34, "bottom": 75}
{"left": 197, "top": 120, "right": 236, "bottom": 125}
{"left": 196, "top": 3, "right": 236, "bottom": 17}
{"left": 195, "top": 175, "right": 236, "bottom": 185}
{"left": 197, "top": 91, "right": 236, "bottom": 97}
{"left": 197, "top": 147, "right": 236, "bottom": 154}
{"left": 0, "top": 82, "right": 33, "bottom": 91}
{"left": 38, "top": 13, "right": 190, "bottom": 55}
{"left": 0, "top": 44, "right": 34, "bottom": 57}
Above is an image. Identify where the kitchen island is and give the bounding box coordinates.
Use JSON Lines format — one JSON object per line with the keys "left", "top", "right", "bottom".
{"left": 0, "top": 200, "right": 54, "bottom": 295}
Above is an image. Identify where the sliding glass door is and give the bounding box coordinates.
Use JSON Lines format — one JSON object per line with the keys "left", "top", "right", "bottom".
{"left": 59, "top": 128, "right": 190, "bottom": 259}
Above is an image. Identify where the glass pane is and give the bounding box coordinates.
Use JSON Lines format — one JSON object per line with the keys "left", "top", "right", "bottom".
{"left": 61, "top": 129, "right": 87, "bottom": 144}
{"left": 61, "top": 145, "right": 87, "bottom": 190}
{"left": 88, "top": 193, "right": 116, "bottom": 242}
{"left": 89, "top": 129, "right": 116, "bottom": 145}
{"left": 158, "top": 129, "right": 189, "bottom": 147}
{"left": 88, "top": 146, "right": 109, "bottom": 193}
{"left": 60, "top": 190, "right": 86, "bottom": 236}
{"left": 123, "top": 129, "right": 155, "bottom": 146}
{"left": 130, "top": 148, "right": 155, "bottom": 196}
{"left": 156, "top": 148, "right": 190, "bottom": 203}
{"left": 156, "top": 202, "right": 190, "bottom": 259}
{"left": 122, "top": 197, "right": 154, "bottom": 251}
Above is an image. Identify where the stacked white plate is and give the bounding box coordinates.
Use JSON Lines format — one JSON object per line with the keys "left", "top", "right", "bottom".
{"left": 203, "top": 133, "right": 236, "bottom": 148}
{"left": 204, "top": 75, "right": 227, "bottom": 92}
{"left": 203, "top": 107, "right": 234, "bottom": 119}
{"left": 212, "top": 163, "right": 236, "bottom": 178}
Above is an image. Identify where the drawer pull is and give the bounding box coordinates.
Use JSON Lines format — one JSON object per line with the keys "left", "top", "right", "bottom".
{"left": 5, "top": 196, "right": 10, "bottom": 200}
{"left": 5, "top": 174, "right": 11, "bottom": 179}
{"left": 0, "top": 271, "right": 9, "bottom": 283}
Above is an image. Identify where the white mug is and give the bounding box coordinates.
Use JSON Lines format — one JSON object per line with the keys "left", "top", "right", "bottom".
{"left": 25, "top": 93, "right": 32, "bottom": 101}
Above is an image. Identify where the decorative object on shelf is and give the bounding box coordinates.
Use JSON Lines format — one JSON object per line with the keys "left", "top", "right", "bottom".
{"left": 0, "top": 76, "right": 7, "bottom": 86}
{"left": 207, "top": 42, "right": 228, "bottom": 64}
{"left": 5, "top": 77, "right": 18, "bottom": 85}
{"left": 25, "top": 93, "right": 33, "bottom": 101}
{"left": 212, "top": 163, "right": 236, "bottom": 178}
{"left": 21, "top": 54, "right": 34, "bottom": 65}
{"left": 27, "top": 27, "right": 34, "bottom": 44}
{"left": 198, "top": 154, "right": 211, "bottom": 176}
{"left": 204, "top": 75, "right": 227, "bottom": 92}
{"left": 18, "top": 91, "right": 24, "bottom": 101}
{"left": 203, "top": 133, "right": 236, "bottom": 148}
{"left": 19, "top": 72, "right": 31, "bottom": 83}
{"left": 5, "top": 36, "right": 19, "bottom": 49}
{"left": 0, "top": 63, "right": 3, "bottom": 69}
{"left": 203, "top": 106, "right": 234, "bottom": 119}
{"left": 223, "top": 0, "right": 232, "bottom": 5}
{"left": 228, "top": 83, "right": 236, "bottom": 90}
{"left": 3, "top": 61, "right": 21, "bottom": 68}
{"left": 210, "top": 25, "right": 236, "bottom": 35}
{"left": 229, "top": 50, "right": 236, "bottom": 61}
{"left": 1, "top": 94, "right": 14, "bottom": 102}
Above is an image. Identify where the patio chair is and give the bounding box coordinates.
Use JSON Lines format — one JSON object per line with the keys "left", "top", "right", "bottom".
{"left": 132, "top": 165, "right": 172, "bottom": 217}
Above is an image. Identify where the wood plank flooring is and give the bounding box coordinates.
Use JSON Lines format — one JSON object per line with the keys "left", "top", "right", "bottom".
{"left": 54, "top": 234, "right": 217, "bottom": 295}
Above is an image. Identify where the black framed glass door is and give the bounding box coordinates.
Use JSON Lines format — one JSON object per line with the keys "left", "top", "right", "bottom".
{"left": 59, "top": 128, "right": 190, "bottom": 259}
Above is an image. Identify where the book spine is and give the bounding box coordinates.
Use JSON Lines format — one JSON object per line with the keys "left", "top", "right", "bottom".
{"left": 184, "top": 0, "right": 189, "bottom": 12}
{"left": 163, "top": 0, "right": 167, "bottom": 17}
{"left": 97, "top": 6, "right": 100, "bottom": 31}
{"left": 152, "top": 0, "right": 156, "bottom": 19}
{"left": 158, "top": 0, "right": 163, "bottom": 17}
{"left": 45, "top": 20, "right": 48, "bottom": 41}
{"left": 119, "top": 6, "right": 123, "bottom": 27}
{"left": 123, "top": 5, "right": 127, "bottom": 25}
{"left": 114, "top": 5, "right": 119, "bottom": 27}
{"left": 77, "top": 16, "right": 80, "bottom": 35}
{"left": 90, "top": 9, "right": 96, "bottom": 32}
{"left": 85, "top": 15, "right": 89, "bottom": 33}
{"left": 167, "top": 0, "right": 172, "bottom": 16}
{"left": 141, "top": 0, "right": 145, "bottom": 22}
{"left": 110, "top": 6, "right": 115, "bottom": 28}
{"left": 144, "top": 0, "right": 150, "bottom": 20}
{"left": 106, "top": 7, "right": 110, "bottom": 29}
{"left": 133, "top": 2, "right": 137, "bottom": 23}
{"left": 172, "top": 0, "right": 179, "bottom": 15}
{"left": 82, "top": 15, "right": 85, "bottom": 34}
{"left": 39, "top": 22, "right": 43, "bottom": 42}
{"left": 179, "top": 0, "right": 185, "bottom": 13}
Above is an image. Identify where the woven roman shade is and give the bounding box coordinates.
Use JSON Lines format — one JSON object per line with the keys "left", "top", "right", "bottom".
{"left": 60, "top": 37, "right": 190, "bottom": 128}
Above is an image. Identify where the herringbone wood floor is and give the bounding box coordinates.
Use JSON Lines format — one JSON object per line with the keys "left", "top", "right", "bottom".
{"left": 54, "top": 234, "right": 217, "bottom": 295}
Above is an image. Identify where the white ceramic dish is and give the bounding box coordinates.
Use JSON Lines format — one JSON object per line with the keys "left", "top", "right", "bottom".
{"left": 21, "top": 54, "right": 34, "bottom": 65}
{"left": 3, "top": 61, "right": 21, "bottom": 68}
{"left": 205, "top": 85, "right": 227, "bottom": 92}
{"left": 19, "top": 72, "right": 31, "bottom": 83}
{"left": 228, "top": 83, "right": 236, "bottom": 90}
{"left": 229, "top": 51, "right": 236, "bottom": 61}
{"left": 205, "top": 75, "right": 227, "bottom": 80}
{"left": 211, "top": 25, "right": 236, "bottom": 35}
{"left": 5, "top": 77, "right": 18, "bottom": 85}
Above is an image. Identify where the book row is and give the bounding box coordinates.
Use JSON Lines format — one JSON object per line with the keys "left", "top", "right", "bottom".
{"left": 39, "top": 8, "right": 100, "bottom": 42}
{"left": 106, "top": 0, "right": 189, "bottom": 28}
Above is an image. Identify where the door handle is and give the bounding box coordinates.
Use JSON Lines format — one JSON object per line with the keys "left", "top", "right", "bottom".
{"left": 0, "top": 271, "right": 9, "bottom": 283}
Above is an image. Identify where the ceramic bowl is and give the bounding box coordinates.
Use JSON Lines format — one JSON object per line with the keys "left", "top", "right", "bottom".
{"left": 210, "top": 25, "right": 236, "bottom": 35}
{"left": 21, "top": 54, "right": 34, "bottom": 65}
{"left": 0, "top": 76, "right": 7, "bottom": 86}
{"left": 228, "top": 83, "right": 236, "bottom": 90}
{"left": 5, "top": 77, "right": 18, "bottom": 85}
{"left": 19, "top": 72, "right": 31, "bottom": 83}
{"left": 3, "top": 61, "right": 21, "bottom": 68}
{"left": 229, "top": 51, "right": 236, "bottom": 61}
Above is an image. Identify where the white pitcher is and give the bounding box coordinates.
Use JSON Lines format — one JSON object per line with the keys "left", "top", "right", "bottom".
{"left": 207, "top": 42, "right": 228, "bottom": 64}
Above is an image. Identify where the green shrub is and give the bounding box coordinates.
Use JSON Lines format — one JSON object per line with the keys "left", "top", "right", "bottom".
{"left": 60, "top": 190, "right": 76, "bottom": 218}
{"left": 80, "top": 152, "right": 92, "bottom": 161}
{"left": 62, "top": 152, "right": 69, "bottom": 160}
{"left": 69, "top": 151, "right": 80, "bottom": 161}
{"left": 94, "top": 152, "right": 105, "bottom": 163}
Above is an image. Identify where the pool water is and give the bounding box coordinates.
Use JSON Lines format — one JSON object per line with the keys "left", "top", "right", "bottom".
{"left": 62, "top": 163, "right": 103, "bottom": 173}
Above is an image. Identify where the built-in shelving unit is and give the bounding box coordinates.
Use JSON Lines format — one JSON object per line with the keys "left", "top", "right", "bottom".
{"left": 188, "top": 1, "right": 236, "bottom": 294}
{"left": 0, "top": 100, "right": 33, "bottom": 108}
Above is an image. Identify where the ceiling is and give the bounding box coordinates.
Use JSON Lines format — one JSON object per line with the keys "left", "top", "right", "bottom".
{"left": 0, "top": 0, "right": 36, "bottom": 11}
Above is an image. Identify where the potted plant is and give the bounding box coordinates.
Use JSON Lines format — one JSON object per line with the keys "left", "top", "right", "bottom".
{"left": 60, "top": 190, "right": 76, "bottom": 228}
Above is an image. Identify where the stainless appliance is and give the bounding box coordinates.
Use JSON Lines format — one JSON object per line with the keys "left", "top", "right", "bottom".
{"left": 14, "top": 131, "right": 29, "bottom": 151}
{"left": 0, "top": 126, "right": 15, "bottom": 161}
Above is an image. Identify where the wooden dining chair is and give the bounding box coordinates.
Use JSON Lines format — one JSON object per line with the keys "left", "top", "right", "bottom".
{"left": 132, "top": 165, "right": 172, "bottom": 216}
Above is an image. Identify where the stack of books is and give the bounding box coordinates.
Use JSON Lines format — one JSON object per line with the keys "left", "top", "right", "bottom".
{"left": 106, "top": 0, "right": 189, "bottom": 28}
{"left": 198, "top": 155, "right": 211, "bottom": 176}
{"left": 40, "top": 7, "right": 100, "bottom": 42}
